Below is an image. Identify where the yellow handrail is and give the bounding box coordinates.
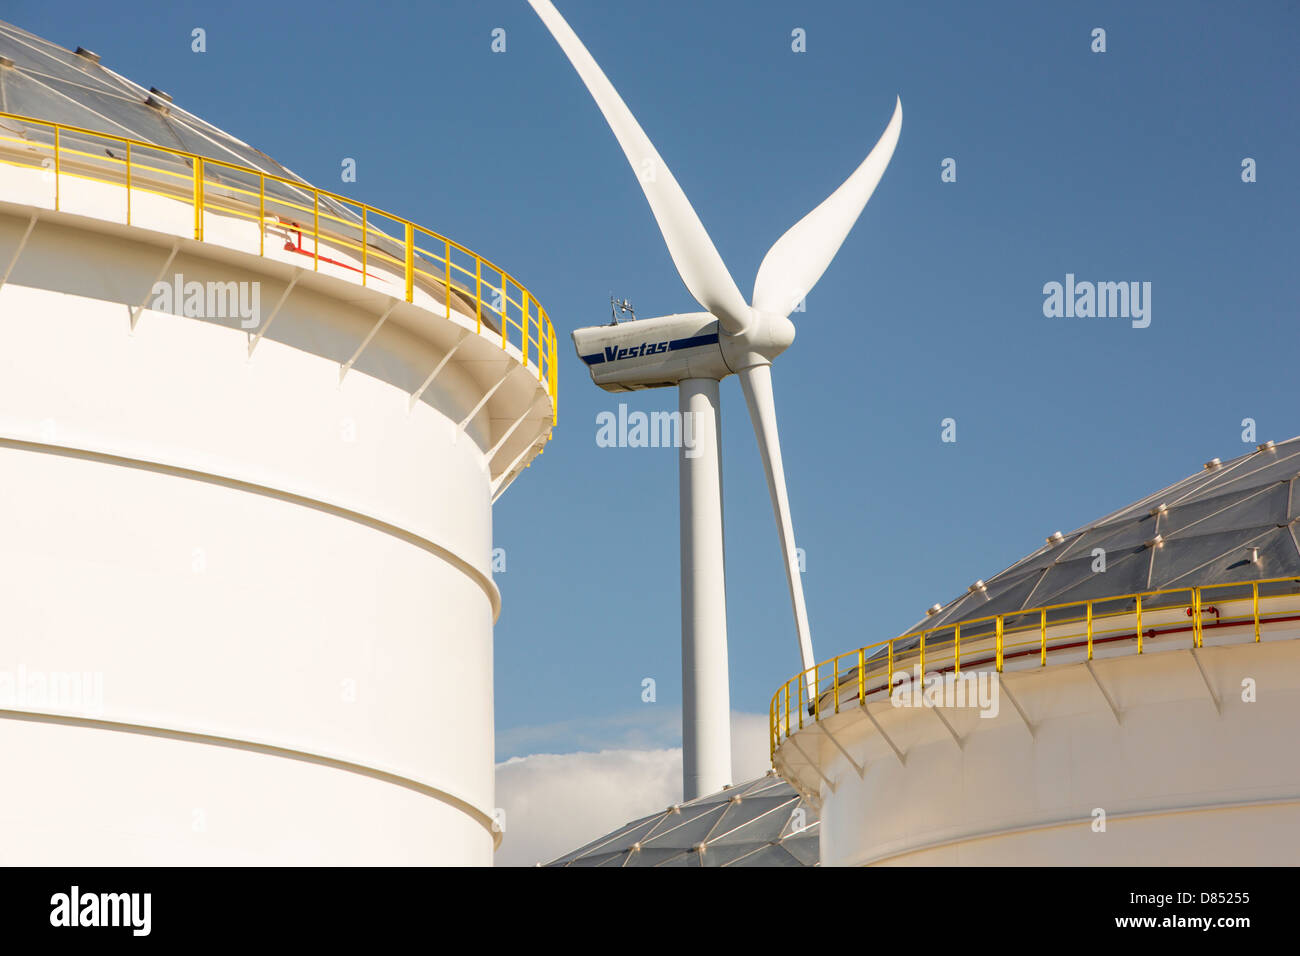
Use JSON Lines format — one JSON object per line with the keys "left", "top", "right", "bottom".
{"left": 0, "top": 110, "right": 558, "bottom": 425}
{"left": 771, "top": 575, "right": 1300, "bottom": 759}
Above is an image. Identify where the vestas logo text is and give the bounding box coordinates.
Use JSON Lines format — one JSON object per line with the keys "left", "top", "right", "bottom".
{"left": 606, "top": 341, "right": 669, "bottom": 362}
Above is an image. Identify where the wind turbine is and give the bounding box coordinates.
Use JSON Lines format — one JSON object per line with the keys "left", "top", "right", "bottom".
{"left": 528, "top": 0, "right": 901, "bottom": 800}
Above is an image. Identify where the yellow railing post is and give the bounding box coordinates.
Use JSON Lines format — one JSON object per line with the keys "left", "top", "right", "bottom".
{"left": 501, "top": 278, "right": 508, "bottom": 349}
{"left": 258, "top": 173, "right": 265, "bottom": 258}
{"left": 1040, "top": 608, "right": 1047, "bottom": 666}
{"left": 404, "top": 223, "right": 414, "bottom": 303}
{"left": 790, "top": 671, "right": 800, "bottom": 733}
{"left": 475, "top": 257, "right": 482, "bottom": 334}
{"left": 1192, "top": 587, "right": 1202, "bottom": 648}
{"left": 1253, "top": 581, "right": 1261, "bottom": 642}
{"left": 813, "top": 663, "right": 820, "bottom": 721}
{"left": 360, "top": 207, "right": 367, "bottom": 286}
{"left": 919, "top": 632, "right": 925, "bottom": 677}
{"left": 1135, "top": 595, "right": 1144, "bottom": 654}
{"left": 53, "top": 126, "right": 60, "bottom": 211}
{"left": 312, "top": 192, "right": 319, "bottom": 271}
{"left": 193, "top": 157, "right": 204, "bottom": 240}
{"left": 444, "top": 237, "right": 452, "bottom": 320}
{"left": 995, "top": 616, "right": 1004, "bottom": 672}
{"left": 521, "top": 289, "right": 531, "bottom": 368}
{"left": 857, "top": 648, "right": 865, "bottom": 705}
{"left": 549, "top": 325, "right": 558, "bottom": 423}
{"left": 538, "top": 310, "right": 546, "bottom": 383}
{"left": 833, "top": 657, "right": 839, "bottom": 714}
{"left": 770, "top": 697, "right": 775, "bottom": 758}
{"left": 887, "top": 640, "right": 894, "bottom": 690}
{"left": 125, "top": 141, "right": 131, "bottom": 225}
{"left": 954, "top": 624, "right": 961, "bottom": 673}
{"left": 1087, "top": 601, "right": 1094, "bottom": 660}
{"left": 784, "top": 681, "right": 790, "bottom": 739}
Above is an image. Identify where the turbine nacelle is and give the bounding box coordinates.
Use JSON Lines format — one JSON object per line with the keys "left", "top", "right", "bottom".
{"left": 573, "top": 308, "right": 795, "bottom": 391}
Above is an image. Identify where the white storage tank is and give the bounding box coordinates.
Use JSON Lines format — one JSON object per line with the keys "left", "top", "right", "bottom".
{"left": 0, "top": 22, "right": 556, "bottom": 865}
{"left": 773, "top": 439, "right": 1300, "bottom": 865}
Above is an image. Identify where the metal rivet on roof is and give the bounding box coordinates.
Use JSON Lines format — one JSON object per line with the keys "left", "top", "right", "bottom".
{"left": 1204, "top": 458, "right": 1222, "bottom": 470}
{"left": 926, "top": 603, "right": 942, "bottom": 616}
{"left": 1146, "top": 534, "right": 1164, "bottom": 549}
{"left": 693, "top": 842, "right": 706, "bottom": 853}
{"left": 1046, "top": 531, "right": 1064, "bottom": 546}
{"left": 1258, "top": 440, "right": 1276, "bottom": 452}
{"left": 0, "top": 55, "right": 14, "bottom": 69}
{"left": 630, "top": 842, "right": 641, "bottom": 852}
{"left": 1249, "top": 547, "right": 1261, "bottom": 565}
{"left": 1150, "top": 502, "right": 1167, "bottom": 516}
{"left": 74, "top": 46, "right": 101, "bottom": 64}
{"left": 730, "top": 794, "right": 743, "bottom": 804}
{"left": 968, "top": 580, "right": 987, "bottom": 593}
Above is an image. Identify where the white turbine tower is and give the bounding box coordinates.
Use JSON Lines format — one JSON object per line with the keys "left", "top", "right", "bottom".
{"left": 529, "top": 0, "right": 901, "bottom": 800}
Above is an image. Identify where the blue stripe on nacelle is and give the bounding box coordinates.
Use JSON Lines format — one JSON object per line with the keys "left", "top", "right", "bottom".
{"left": 581, "top": 332, "right": 719, "bottom": 366}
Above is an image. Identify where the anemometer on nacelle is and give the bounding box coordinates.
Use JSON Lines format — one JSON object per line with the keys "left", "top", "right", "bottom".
{"left": 609, "top": 296, "right": 635, "bottom": 324}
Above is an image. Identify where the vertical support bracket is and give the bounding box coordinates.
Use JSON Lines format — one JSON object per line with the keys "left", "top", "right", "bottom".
{"left": 860, "top": 702, "right": 906, "bottom": 766}
{"left": 1188, "top": 647, "right": 1222, "bottom": 716}
{"left": 0, "top": 214, "right": 38, "bottom": 291}
{"left": 129, "top": 240, "right": 180, "bottom": 331}
{"left": 457, "top": 363, "right": 512, "bottom": 430}
{"left": 787, "top": 733, "right": 837, "bottom": 795}
{"left": 998, "top": 674, "right": 1036, "bottom": 739}
{"left": 1085, "top": 660, "right": 1122, "bottom": 725}
{"left": 931, "top": 706, "right": 963, "bottom": 750}
{"left": 247, "top": 272, "right": 300, "bottom": 356}
{"left": 487, "top": 396, "right": 542, "bottom": 461}
{"left": 410, "top": 329, "right": 469, "bottom": 410}
{"left": 339, "top": 300, "right": 398, "bottom": 383}
{"left": 814, "top": 721, "right": 865, "bottom": 779}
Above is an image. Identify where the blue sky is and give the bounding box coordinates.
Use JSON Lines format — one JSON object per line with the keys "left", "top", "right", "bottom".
{"left": 13, "top": 0, "right": 1296, "bottom": 771}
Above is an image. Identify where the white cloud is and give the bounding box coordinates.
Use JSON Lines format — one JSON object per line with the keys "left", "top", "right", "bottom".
{"left": 495, "top": 748, "right": 680, "bottom": 867}
{"left": 493, "top": 711, "right": 772, "bottom": 867}
{"left": 495, "top": 706, "right": 679, "bottom": 760}
{"left": 729, "top": 710, "right": 774, "bottom": 781}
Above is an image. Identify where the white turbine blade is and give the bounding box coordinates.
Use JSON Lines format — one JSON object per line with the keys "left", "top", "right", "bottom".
{"left": 751, "top": 97, "right": 902, "bottom": 319}
{"left": 738, "top": 364, "right": 816, "bottom": 688}
{"left": 527, "top": 0, "right": 751, "bottom": 334}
